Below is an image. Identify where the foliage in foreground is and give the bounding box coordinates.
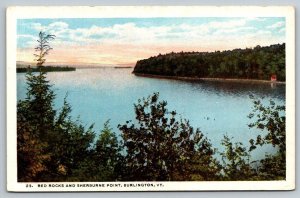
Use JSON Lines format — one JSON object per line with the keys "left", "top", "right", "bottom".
{"left": 17, "top": 71, "right": 95, "bottom": 182}
{"left": 118, "top": 93, "right": 220, "bottom": 181}
{"left": 247, "top": 95, "right": 286, "bottom": 180}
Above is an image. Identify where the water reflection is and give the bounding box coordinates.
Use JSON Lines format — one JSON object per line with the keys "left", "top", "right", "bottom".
{"left": 187, "top": 80, "right": 285, "bottom": 100}
{"left": 17, "top": 68, "right": 286, "bottom": 161}
{"left": 45, "top": 68, "right": 145, "bottom": 90}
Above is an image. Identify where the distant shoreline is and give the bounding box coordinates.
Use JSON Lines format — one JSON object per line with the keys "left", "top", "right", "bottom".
{"left": 133, "top": 72, "right": 286, "bottom": 84}
{"left": 114, "top": 66, "right": 133, "bottom": 69}
{"left": 17, "top": 66, "right": 76, "bottom": 73}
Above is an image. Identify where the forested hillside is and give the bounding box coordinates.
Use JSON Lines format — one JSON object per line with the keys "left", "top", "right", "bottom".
{"left": 133, "top": 43, "right": 285, "bottom": 81}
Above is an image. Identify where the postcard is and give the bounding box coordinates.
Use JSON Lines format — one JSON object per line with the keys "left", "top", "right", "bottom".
{"left": 7, "top": 6, "right": 295, "bottom": 191}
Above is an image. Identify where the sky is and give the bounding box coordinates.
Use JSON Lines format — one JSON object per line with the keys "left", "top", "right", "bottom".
{"left": 17, "top": 17, "right": 285, "bottom": 66}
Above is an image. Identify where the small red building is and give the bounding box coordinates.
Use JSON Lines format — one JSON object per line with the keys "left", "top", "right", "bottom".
{"left": 271, "top": 74, "right": 277, "bottom": 81}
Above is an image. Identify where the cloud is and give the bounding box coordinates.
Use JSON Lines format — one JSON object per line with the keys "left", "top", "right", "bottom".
{"left": 48, "top": 22, "right": 69, "bottom": 29}
{"left": 246, "top": 17, "right": 267, "bottom": 22}
{"left": 24, "top": 19, "right": 252, "bottom": 47}
{"left": 17, "top": 34, "right": 35, "bottom": 39}
{"left": 29, "top": 21, "right": 70, "bottom": 41}
{"left": 30, "top": 22, "right": 43, "bottom": 31}
{"left": 213, "top": 26, "right": 257, "bottom": 35}
{"left": 17, "top": 34, "right": 37, "bottom": 48}
{"left": 279, "top": 27, "right": 285, "bottom": 33}
{"left": 31, "top": 21, "right": 69, "bottom": 31}
{"left": 207, "top": 19, "right": 247, "bottom": 29}
{"left": 18, "top": 18, "right": 285, "bottom": 65}
{"left": 267, "top": 21, "right": 285, "bottom": 29}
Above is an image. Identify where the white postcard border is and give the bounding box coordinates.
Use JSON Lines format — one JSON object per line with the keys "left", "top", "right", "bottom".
{"left": 6, "top": 6, "right": 295, "bottom": 192}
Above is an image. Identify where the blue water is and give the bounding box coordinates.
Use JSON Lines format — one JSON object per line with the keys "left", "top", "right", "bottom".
{"left": 17, "top": 68, "right": 285, "bottom": 160}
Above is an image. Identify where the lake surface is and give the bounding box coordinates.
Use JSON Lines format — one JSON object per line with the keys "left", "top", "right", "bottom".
{"left": 17, "top": 68, "right": 285, "bottom": 160}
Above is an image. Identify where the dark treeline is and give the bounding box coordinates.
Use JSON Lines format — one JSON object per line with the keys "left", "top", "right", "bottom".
{"left": 133, "top": 43, "right": 285, "bottom": 81}
{"left": 17, "top": 31, "right": 286, "bottom": 182}
{"left": 17, "top": 66, "right": 76, "bottom": 73}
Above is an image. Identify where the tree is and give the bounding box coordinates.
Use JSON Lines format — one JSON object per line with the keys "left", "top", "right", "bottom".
{"left": 61, "top": 120, "right": 123, "bottom": 182}
{"left": 188, "top": 140, "right": 221, "bottom": 181}
{"left": 17, "top": 31, "right": 96, "bottom": 182}
{"left": 34, "top": 31, "right": 55, "bottom": 67}
{"left": 17, "top": 31, "right": 56, "bottom": 181}
{"left": 93, "top": 120, "right": 123, "bottom": 181}
{"left": 23, "top": 31, "right": 56, "bottom": 140}
{"left": 248, "top": 96, "right": 285, "bottom": 153}
{"left": 44, "top": 98, "right": 95, "bottom": 181}
{"left": 17, "top": 101, "right": 51, "bottom": 181}
{"left": 247, "top": 96, "right": 286, "bottom": 179}
{"left": 118, "top": 93, "right": 218, "bottom": 181}
{"left": 219, "top": 135, "right": 254, "bottom": 180}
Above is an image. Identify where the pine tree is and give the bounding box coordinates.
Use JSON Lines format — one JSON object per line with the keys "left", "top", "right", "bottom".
{"left": 93, "top": 120, "right": 123, "bottom": 181}
{"left": 34, "top": 31, "right": 55, "bottom": 67}
{"left": 17, "top": 31, "right": 56, "bottom": 181}
{"left": 17, "top": 32, "right": 96, "bottom": 181}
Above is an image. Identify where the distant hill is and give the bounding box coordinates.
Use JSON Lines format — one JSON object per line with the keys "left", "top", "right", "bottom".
{"left": 133, "top": 43, "right": 285, "bottom": 81}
